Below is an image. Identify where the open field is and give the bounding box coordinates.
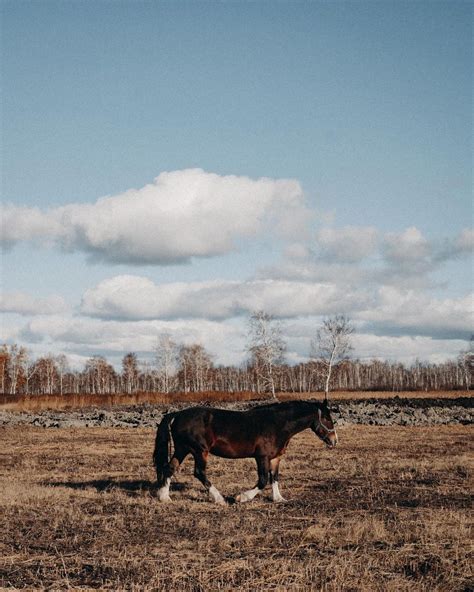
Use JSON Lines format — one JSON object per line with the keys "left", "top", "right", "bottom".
{"left": 1, "top": 424, "right": 472, "bottom": 591}
{"left": 0, "top": 390, "right": 469, "bottom": 413}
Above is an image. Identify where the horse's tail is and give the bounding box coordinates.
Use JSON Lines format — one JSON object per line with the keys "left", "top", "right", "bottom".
{"left": 153, "top": 412, "right": 177, "bottom": 478}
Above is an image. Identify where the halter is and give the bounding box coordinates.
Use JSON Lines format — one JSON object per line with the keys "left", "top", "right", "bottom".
{"left": 315, "top": 408, "right": 336, "bottom": 436}
{"left": 316, "top": 420, "right": 336, "bottom": 435}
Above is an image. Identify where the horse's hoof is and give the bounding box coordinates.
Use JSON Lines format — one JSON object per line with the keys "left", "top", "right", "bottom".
{"left": 209, "top": 485, "right": 226, "bottom": 505}
{"left": 209, "top": 492, "right": 226, "bottom": 505}
{"left": 157, "top": 495, "right": 172, "bottom": 503}
{"left": 236, "top": 493, "right": 250, "bottom": 503}
{"left": 273, "top": 496, "right": 287, "bottom": 503}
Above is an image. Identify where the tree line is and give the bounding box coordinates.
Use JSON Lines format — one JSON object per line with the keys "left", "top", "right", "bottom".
{"left": 1, "top": 313, "right": 472, "bottom": 396}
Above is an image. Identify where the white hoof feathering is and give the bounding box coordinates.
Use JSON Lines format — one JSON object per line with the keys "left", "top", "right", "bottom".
{"left": 272, "top": 481, "right": 286, "bottom": 502}
{"left": 157, "top": 478, "right": 171, "bottom": 502}
{"left": 209, "top": 485, "right": 226, "bottom": 505}
{"left": 236, "top": 487, "right": 261, "bottom": 503}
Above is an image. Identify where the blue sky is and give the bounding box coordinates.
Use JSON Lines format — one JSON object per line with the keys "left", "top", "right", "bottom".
{"left": 1, "top": 1, "right": 472, "bottom": 367}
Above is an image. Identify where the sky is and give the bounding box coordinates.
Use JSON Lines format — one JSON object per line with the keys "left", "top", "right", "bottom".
{"left": 1, "top": 1, "right": 472, "bottom": 369}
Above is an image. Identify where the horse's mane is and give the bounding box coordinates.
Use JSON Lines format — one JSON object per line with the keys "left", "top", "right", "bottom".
{"left": 251, "top": 400, "right": 321, "bottom": 412}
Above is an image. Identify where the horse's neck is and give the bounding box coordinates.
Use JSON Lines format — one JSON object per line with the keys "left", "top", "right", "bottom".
{"left": 283, "top": 402, "right": 319, "bottom": 437}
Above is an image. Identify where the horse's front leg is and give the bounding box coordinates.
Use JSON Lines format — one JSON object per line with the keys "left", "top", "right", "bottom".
{"left": 193, "top": 450, "right": 226, "bottom": 505}
{"left": 270, "top": 456, "right": 286, "bottom": 502}
{"left": 236, "top": 455, "right": 269, "bottom": 503}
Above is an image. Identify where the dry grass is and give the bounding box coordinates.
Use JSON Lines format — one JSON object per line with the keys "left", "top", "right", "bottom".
{"left": 0, "top": 424, "right": 472, "bottom": 591}
{"left": 0, "top": 389, "right": 468, "bottom": 412}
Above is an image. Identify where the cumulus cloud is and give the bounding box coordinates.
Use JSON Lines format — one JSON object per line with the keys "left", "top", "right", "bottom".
{"left": 0, "top": 169, "right": 307, "bottom": 264}
{"left": 0, "top": 291, "right": 68, "bottom": 316}
{"left": 316, "top": 226, "right": 378, "bottom": 262}
{"left": 264, "top": 225, "right": 473, "bottom": 290}
{"left": 357, "top": 286, "right": 473, "bottom": 340}
{"left": 80, "top": 275, "right": 369, "bottom": 321}
{"left": 383, "top": 227, "right": 431, "bottom": 263}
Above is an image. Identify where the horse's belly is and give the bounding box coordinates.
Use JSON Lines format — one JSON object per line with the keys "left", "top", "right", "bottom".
{"left": 210, "top": 441, "right": 254, "bottom": 459}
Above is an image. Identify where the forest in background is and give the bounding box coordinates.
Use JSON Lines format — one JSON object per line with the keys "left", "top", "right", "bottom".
{"left": 1, "top": 341, "right": 471, "bottom": 396}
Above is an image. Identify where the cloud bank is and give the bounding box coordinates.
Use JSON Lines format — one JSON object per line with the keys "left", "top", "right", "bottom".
{"left": 1, "top": 169, "right": 307, "bottom": 264}
{"left": 265, "top": 226, "right": 473, "bottom": 289}
{"left": 79, "top": 274, "right": 472, "bottom": 341}
{"left": 0, "top": 291, "right": 68, "bottom": 316}
{"left": 81, "top": 275, "right": 367, "bottom": 321}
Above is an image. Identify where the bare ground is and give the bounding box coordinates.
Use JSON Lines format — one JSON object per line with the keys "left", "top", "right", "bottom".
{"left": 0, "top": 424, "right": 472, "bottom": 591}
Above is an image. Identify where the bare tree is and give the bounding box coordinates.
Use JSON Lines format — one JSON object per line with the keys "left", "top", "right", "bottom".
{"left": 122, "top": 352, "right": 139, "bottom": 394}
{"left": 155, "top": 333, "right": 178, "bottom": 393}
{"left": 247, "top": 311, "right": 286, "bottom": 398}
{"left": 178, "top": 343, "right": 213, "bottom": 393}
{"left": 8, "top": 345, "right": 28, "bottom": 395}
{"left": 311, "top": 315, "right": 354, "bottom": 400}
{"left": 85, "top": 356, "right": 116, "bottom": 395}
{"left": 56, "top": 354, "right": 69, "bottom": 396}
{"left": 458, "top": 335, "right": 473, "bottom": 391}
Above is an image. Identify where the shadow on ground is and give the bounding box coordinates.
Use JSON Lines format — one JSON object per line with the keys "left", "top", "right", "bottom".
{"left": 45, "top": 479, "right": 242, "bottom": 503}
{"left": 46, "top": 479, "right": 186, "bottom": 494}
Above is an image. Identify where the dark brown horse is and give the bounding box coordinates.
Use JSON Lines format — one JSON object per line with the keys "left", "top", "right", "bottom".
{"left": 153, "top": 399, "right": 337, "bottom": 504}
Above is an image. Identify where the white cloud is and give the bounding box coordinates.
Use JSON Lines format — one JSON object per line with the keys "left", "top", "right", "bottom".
{"left": 383, "top": 227, "right": 431, "bottom": 263}
{"left": 352, "top": 333, "right": 467, "bottom": 364}
{"left": 455, "top": 228, "right": 474, "bottom": 252}
{"left": 357, "top": 286, "right": 473, "bottom": 340}
{"left": 1, "top": 206, "right": 63, "bottom": 249}
{"left": 0, "top": 291, "right": 68, "bottom": 316}
{"left": 264, "top": 225, "right": 473, "bottom": 290}
{"left": 19, "top": 315, "right": 246, "bottom": 366}
{"left": 434, "top": 227, "right": 474, "bottom": 261}
{"left": 80, "top": 275, "right": 368, "bottom": 320}
{"left": 316, "top": 225, "right": 378, "bottom": 262}
{"left": 1, "top": 169, "right": 308, "bottom": 264}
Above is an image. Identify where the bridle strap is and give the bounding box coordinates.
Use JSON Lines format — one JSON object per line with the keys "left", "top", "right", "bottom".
{"left": 316, "top": 408, "right": 336, "bottom": 435}
{"left": 315, "top": 419, "right": 336, "bottom": 435}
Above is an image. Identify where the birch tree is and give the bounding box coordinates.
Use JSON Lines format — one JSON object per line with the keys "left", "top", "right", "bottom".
{"left": 8, "top": 345, "right": 28, "bottom": 395}
{"left": 458, "top": 335, "right": 473, "bottom": 391}
{"left": 311, "top": 315, "right": 354, "bottom": 400}
{"left": 247, "top": 311, "right": 286, "bottom": 398}
{"left": 155, "top": 333, "right": 178, "bottom": 393}
{"left": 178, "top": 344, "right": 213, "bottom": 392}
{"left": 122, "top": 352, "right": 139, "bottom": 394}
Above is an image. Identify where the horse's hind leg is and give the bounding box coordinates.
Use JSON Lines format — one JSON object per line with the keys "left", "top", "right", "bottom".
{"left": 157, "top": 449, "right": 186, "bottom": 502}
{"left": 193, "top": 451, "right": 226, "bottom": 505}
{"left": 270, "top": 457, "right": 286, "bottom": 502}
{"left": 236, "top": 455, "right": 269, "bottom": 503}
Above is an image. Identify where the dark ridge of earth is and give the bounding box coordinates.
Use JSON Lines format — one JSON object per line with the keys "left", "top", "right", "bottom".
{"left": 0, "top": 397, "right": 472, "bottom": 428}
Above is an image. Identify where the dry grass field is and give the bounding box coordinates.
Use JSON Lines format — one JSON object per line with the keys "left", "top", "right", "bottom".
{"left": 0, "top": 424, "right": 472, "bottom": 591}
{"left": 0, "top": 390, "right": 467, "bottom": 413}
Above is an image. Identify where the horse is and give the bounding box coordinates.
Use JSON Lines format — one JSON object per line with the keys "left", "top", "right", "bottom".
{"left": 153, "top": 399, "right": 337, "bottom": 504}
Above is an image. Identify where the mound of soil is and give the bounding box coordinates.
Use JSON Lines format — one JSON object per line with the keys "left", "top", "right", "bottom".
{"left": 0, "top": 397, "right": 472, "bottom": 428}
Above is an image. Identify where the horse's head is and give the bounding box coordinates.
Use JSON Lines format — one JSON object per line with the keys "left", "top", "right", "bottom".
{"left": 311, "top": 399, "right": 338, "bottom": 448}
